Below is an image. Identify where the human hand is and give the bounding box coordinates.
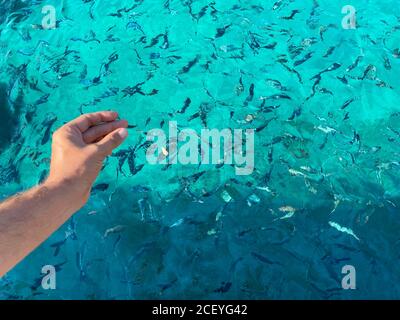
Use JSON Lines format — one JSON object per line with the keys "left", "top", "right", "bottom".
{"left": 46, "top": 111, "right": 128, "bottom": 208}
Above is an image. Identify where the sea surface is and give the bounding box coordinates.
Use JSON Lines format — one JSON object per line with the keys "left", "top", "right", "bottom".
{"left": 0, "top": 0, "right": 400, "bottom": 299}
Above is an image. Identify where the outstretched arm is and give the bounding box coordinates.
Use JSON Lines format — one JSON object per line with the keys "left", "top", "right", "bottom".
{"left": 0, "top": 111, "right": 128, "bottom": 277}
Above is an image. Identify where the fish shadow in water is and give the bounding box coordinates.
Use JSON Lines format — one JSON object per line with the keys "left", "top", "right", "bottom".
{"left": 0, "top": 82, "right": 23, "bottom": 152}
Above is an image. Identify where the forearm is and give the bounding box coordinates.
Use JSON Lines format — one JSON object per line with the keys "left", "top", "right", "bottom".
{"left": 0, "top": 180, "right": 85, "bottom": 277}
{"left": 0, "top": 111, "right": 128, "bottom": 277}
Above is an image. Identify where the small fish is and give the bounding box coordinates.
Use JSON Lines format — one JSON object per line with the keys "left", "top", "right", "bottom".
{"left": 34, "top": 93, "right": 50, "bottom": 106}
{"left": 170, "top": 218, "right": 184, "bottom": 228}
{"left": 294, "top": 52, "right": 313, "bottom": 66}
{"left": 328, "top": 221, "right": 360, "bottom": 241}
{"left": 179, "top": 55, "right": 200, "bottom": 74}
{"left": 266, "top": 93, "right": 292, "bottom": 100}
{"left": 323, "top": 46, "right": 335, "bottom": 58}
{"left": 311, "top": 63, "right": 341, "bottom": 80}
{"left": 122, "top": 82, "right": 145, "bottom": 97}
{"left": 251, "top": 252, "right": 275, "bottom": 264}
{"left": 195, "top": 5, "right": 208, "bottom": 21}
{"left": 272, "top": 0, "right": 284, "bottom": 10}
{"left": 279, "top": 61, "right": 303, "bottom": 83}
{"left": 41, "top": 116, "right": 57, "bottom": 145}
{"left": 215, "top": 24, "right": 232, "bottom": 38}
{"left": 144, "top": 33, "right": 164, "bottom": 48}
{"left": 316, "top": 125, "right": 336, "bottom": 134}
{"left": 103, "top": 52, "right": 119, "bottom": 72}
{"left": 130, "top": 163, "right": 145, "bottom": 176}
{"left": 92, "top": 183, "right": 109, "bottom": 192}
{"left": 104, "top": 225, "right": 126, "bottom": 238}
{"left": 79, "top": 65, "right": 88, "bottom": 80}
{"left": 336, "top": 75, "right": 348, "bottom": 85}
{"left": 256, "top": 117, "right": 276, "bottom": 132}
{"left": 177, "top": 98, "right": 191, "bottom": 114}
{"left": 126, "top": 20, "right": 145, "bottom": 34}
{"left": 150, "top": 52, "right": 161, "bottom": 59}
{"left": 99, "top": 87, "right": 119, "bottom": 99}
{"left": 266, "top": 79, "right": 286, "bottom": 91}
{"left": 243, "top": 83, "right": 255, "bottom": 107}
{"left": 38, "top": 170, "right": 48, "bottom": 184}
{"left": 288, "top": 107, "right": 302, "bottom": 120}
{"left": 161, "top": 30, "right": 170, "bottom": 49}
{"left": 281, "top": 10, "right": 300, "bottom": 20}
{"left": 341, "top": 98, "right": 355, "bottom": 110}
{"left": 50, "top": 239, "right": 67, "bottom": 256}
{"left": 104, "top": 34, "right": 120, "bottom": 42}
{"left": 319, "top": 88, "right": 333, "bottom": 95}
{"left": 214, "top": 282, "right": 232, "bottom": 293}
{"left": 346, "top": 56, "right": 363, "bottom": 72}
{"left": 158, "top": 278, "right": 178, "bottom": 293}
{"left": 43, "top": 80, "right": 59, "bottom": 89}
{"left": 360, "top": 64, "right": 376, "bottom": 80}
{"left": 279, "top": 205, "right": 297, "bottom": 212}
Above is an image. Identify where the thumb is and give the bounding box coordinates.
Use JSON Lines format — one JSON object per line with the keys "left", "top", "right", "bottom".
{"left": 96, "top": 128, "right": 128, "bottom": 156}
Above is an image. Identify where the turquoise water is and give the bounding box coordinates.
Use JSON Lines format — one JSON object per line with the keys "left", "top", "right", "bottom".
{"left": 1, "top": 0, "right": 400, "bottom": 299}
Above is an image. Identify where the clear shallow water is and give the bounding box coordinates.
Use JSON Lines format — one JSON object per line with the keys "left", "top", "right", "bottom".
{"left": 0, "top": 0, "right": 400, "bottom": 299}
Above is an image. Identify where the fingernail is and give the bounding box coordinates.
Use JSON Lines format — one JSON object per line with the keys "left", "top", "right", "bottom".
{"left": 118, "top": 128, "right": 128, "bottom": 139}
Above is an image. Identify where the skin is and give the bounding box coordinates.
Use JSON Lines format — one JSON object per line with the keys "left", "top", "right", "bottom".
{"left": 0, "top": 111, "right": 128, "bottom": 277}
